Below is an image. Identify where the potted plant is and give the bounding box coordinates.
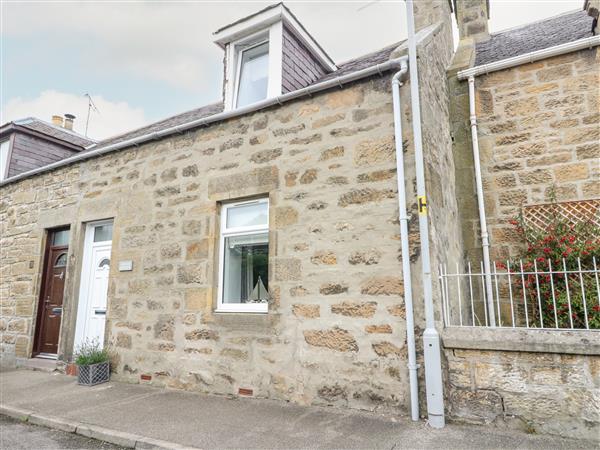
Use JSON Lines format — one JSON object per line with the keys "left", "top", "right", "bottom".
{"left": 75, "top": 338, "right": 110, "bottom": 386}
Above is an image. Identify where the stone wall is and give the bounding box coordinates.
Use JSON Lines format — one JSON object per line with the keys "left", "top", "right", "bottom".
{"left": 444, "top": 328, "right": 600, "bottom": 440}
{"left": 452, "top": 48, "right": 600, "bottom": 261}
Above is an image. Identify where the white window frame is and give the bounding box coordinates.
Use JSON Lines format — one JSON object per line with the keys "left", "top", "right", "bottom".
{"left": 223, "top": 23, "right": 282, "bottom": 111}
{"left": 216, "top": 198, "right": 269, "bottom": 314}
{"left": 0, "top": 138, "right": 12, "bottom": 181}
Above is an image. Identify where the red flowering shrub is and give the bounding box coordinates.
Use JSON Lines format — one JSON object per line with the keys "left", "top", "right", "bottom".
{"left": 506, "top": 213, "right": 600, "bottom": 329}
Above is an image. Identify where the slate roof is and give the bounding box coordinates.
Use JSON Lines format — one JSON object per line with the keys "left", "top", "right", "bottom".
{"left": 95, "top": 102, "right": 224, "bottom": 150}
{"left": 317, "top": 41, "right": 403, "bottom": 82}
{"left": 10, "top": 117, "right": 96, "bottom": 148}
{"left": 475, "top": 10, "right": 594, "bottom": 66}
{"left": 92, "top": 41, "right": 404, "bottom": 151}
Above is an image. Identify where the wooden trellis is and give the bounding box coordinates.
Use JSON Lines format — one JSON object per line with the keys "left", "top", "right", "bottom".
{"left": 522, "top": 199, "right": 600, "bottom": 232}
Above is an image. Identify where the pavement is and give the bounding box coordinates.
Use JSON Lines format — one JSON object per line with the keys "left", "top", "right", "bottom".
{"left": 0, "top": 414, "right": 125, "bottom": 449}
{"left": 0, "top": 369, "right": 596, "bottom": 450}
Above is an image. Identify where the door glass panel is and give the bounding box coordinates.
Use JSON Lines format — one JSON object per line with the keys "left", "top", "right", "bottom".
{"left": 52, "top": 230, "right": 70, "bottom": 246}
{"left": 226, "top": 202, "right": 268, "bottom": 229}
{"left": 93, "top": 223, "right": 113, "bottom": 242}
{"left": 54, "top": 253, "right": 67, "bottom": 267}
{"left": 98, "top": 258, "right": 110, "bottom": 268}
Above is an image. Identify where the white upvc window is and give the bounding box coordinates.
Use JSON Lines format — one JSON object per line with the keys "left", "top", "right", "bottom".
{"left": 234, "top": 40, "right": 270, "bottom": 108}
{"left": 217, "top": 198, "right": 270, "bottom": 313}
{"left": 222, "top": 22, "right": 283, "bottom": 111}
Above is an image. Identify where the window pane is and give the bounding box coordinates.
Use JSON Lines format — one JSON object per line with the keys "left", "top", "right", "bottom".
{"left": 236, "top": 42, "right": 269, "bottom": 108}
{"left": 0, "top": 140, "right": 10, "bottom": 181}
{"left": 54, "top": 253, "right": 67, "bottom": 267}
{"left": 93, "top": 224, "right": 113, "bottom": 242}
{"left": 52, "top": 230, "right": 70, "bottom": 246}
{"left": 222, "top": 233, "right": 269, "bottom": 304}
{"left": 226, "top": 202, "right": 268, "bottom": 229}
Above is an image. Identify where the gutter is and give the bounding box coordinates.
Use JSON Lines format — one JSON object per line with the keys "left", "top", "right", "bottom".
{"left": 458, "top": 35, "right": 600, "bottom": 79}
{"left": 1, "top": 56, "right": 408, "bottom": 187}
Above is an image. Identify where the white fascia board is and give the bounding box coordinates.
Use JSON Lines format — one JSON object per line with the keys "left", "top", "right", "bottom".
{"left": 213, "top": 5, "right": 283, "bottom": 48}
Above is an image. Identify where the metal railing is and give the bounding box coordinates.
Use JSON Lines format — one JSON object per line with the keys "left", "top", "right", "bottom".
{"left": 439, "top": 257, "right": 600, "bottom": 330}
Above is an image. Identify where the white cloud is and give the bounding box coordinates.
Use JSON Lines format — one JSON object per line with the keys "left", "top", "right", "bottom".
{"left": 2, "top": 91, "right": 148, "bottom": 141}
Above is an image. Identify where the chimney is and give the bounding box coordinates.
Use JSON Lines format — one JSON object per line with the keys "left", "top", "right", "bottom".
{"left": 52, "top": 115, "right": 64, "bottom": 127}
{"left": 455, "top": 0, "right": 490, "bottom": 43}
{"left": 64, "top": 114, "right": 75, "bottom": 131}
{"left": 585, "top": 0, "right": 599, "bottom": 34}
{"left": 413, "top": 0, "right": 453, "bottom": 33}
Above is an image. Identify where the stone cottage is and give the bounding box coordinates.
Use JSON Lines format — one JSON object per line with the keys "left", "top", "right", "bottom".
{"left": 1, "top": 0, "right": 598, "bottom": 441}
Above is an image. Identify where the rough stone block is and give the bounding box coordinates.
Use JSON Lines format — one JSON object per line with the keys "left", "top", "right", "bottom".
{"left": 208, "top": 166, "right": 279, "bottom": 199}
{"left": 554, "top": 163, "right": 589, "bottom": 182}
{"left": 449, "top": 388, "right": 504, "bottom": 424}
{"left": 292, "top": 304, "right": 320, "bottom": 318}
{"left": 331, "top": 301, "right": 377, "bottom": 318}
{"left": 360, "top": 277, "right": 403, "bottom": 296}
{"left": 319, "top": 283, "right": 348, "bottom": 295}
{"left": 372, "top": 341, "right": 403, "bottom": 357}
{"left": 185, "top": 329, "right": 218, "bottom": 341}
{"left": 364, "top": 324, "right": 392, "bottom": 334}
{"left": 272, "top": 258, "right": 301, "bottom": 281}
{"left": 353, "top": 136, "right": 395, "bottom": 167}
{"left": 184, "top": 288, "right": 210, "bottom": 311}
{"left": 303, "top": 327, "right": 358, "bottom": 352}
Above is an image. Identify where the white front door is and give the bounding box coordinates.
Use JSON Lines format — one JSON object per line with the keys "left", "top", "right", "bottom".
{"left": 74, "top": 220, "right": 113, "bottom": 350}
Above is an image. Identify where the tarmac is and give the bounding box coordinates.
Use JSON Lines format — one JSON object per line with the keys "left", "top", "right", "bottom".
{"left": 0, "top": 369, "right": 596, "bottom": 449}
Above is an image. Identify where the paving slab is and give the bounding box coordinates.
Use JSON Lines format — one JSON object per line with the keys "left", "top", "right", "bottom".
{"left": 1, "top": 369, "right": 596, "bottom": 449}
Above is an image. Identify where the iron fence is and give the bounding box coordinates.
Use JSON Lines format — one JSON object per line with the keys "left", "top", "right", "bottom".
{"left": 439, "top": 257, "right": 600, "bottom": 330}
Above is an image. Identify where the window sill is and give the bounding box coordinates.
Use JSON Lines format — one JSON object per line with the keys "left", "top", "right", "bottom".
{"left": 214, "top": 309, "right": 268, "bottom": 315}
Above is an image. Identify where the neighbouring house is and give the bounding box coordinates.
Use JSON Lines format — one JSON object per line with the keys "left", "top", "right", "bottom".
{"left": 0, "top": 115, "right": 95, "bottom": 181}
{"left": 1, "top": 1, "right": 598, "bottom": 441}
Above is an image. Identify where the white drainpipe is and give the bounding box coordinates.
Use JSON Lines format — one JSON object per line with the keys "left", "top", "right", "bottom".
{"left": 405, "top": 0, "right": 444, "bottom": 428}
{"left": 391, "top": 60, "right": 419, "bottom": 422}
{"left": 467, "top": 76, "right": 496, "bottom": 327}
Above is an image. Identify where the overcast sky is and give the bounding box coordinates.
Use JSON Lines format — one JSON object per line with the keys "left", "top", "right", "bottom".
{"left": 1, "top": 1, "right": 583, "bottom": 140}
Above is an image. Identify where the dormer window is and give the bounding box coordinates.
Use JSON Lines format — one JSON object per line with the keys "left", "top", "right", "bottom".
{"left": 214, "top": 3, "right": 337, "bottom": 111}
{"left": 235, "top": 40, "right": 270, "bottom": 107}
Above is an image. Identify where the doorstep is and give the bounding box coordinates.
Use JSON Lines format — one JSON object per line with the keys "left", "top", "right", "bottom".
{"left": 15, "top": 357, "right": 57, "bottom": 373}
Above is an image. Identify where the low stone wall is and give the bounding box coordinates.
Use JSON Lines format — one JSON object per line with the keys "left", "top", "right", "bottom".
{"left": 443, "top": 328, "right": 600, "bottom": 440}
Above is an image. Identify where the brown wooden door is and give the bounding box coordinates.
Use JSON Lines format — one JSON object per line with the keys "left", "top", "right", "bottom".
{"left": 33, "top": 229, "right": 69, "bottom": 355}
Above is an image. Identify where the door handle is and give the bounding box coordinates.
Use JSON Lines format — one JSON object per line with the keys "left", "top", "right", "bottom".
{"left": 51, "top": 307, "right": 62, "bottom": 315}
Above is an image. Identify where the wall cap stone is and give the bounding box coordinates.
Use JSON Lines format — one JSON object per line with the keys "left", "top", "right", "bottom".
{"left": 442, "top": 326, "right": 600, "bottom": 356}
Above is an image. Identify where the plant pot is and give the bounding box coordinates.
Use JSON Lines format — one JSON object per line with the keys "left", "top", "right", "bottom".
{"left": 77, "top": 361, "right": 110, "bottom": 386}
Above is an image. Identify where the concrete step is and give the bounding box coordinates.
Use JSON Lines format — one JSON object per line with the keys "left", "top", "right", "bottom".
{"left": 16, "top": 357, "right": 57, "bottom": 373}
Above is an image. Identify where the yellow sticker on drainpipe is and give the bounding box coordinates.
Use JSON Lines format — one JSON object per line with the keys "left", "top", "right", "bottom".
{"left": 418, "top": 196, "right": 427, "bottom": 215}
